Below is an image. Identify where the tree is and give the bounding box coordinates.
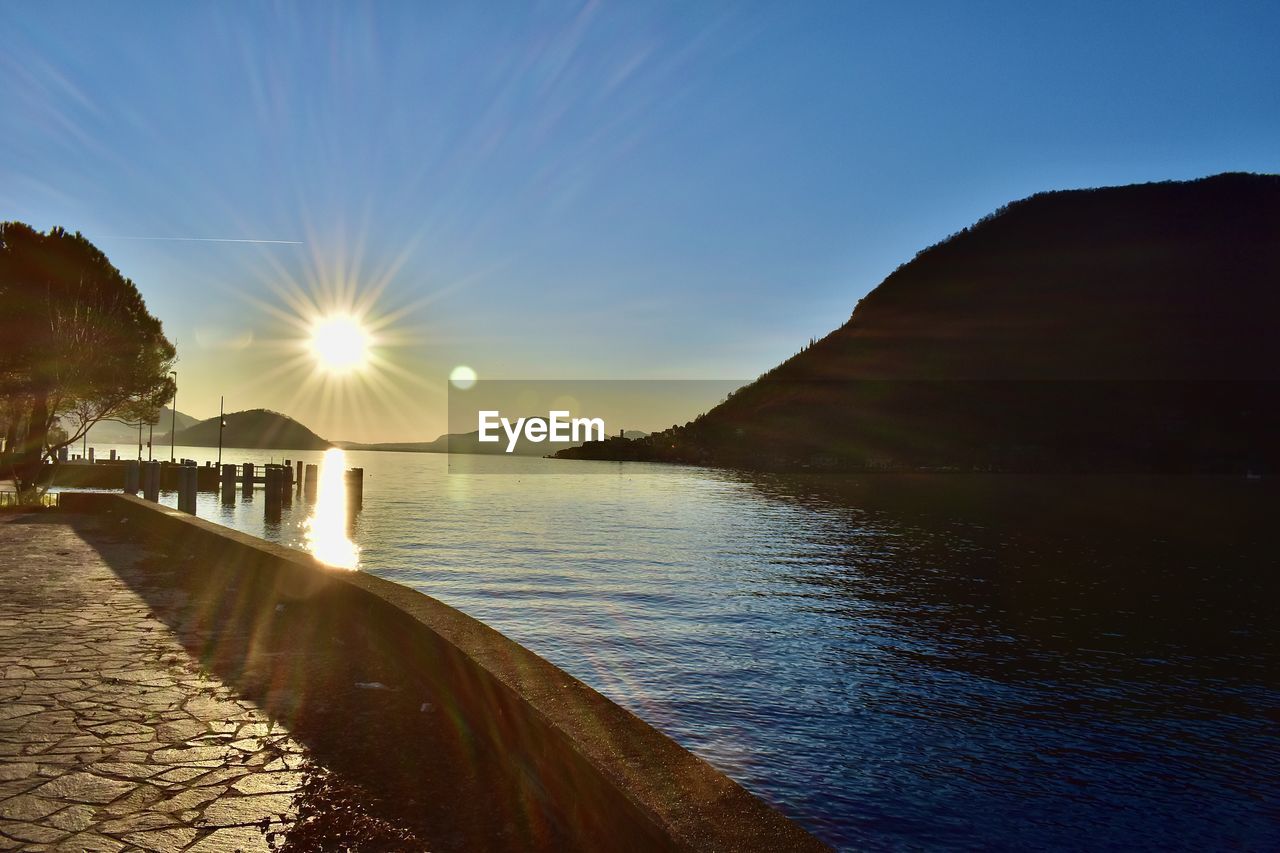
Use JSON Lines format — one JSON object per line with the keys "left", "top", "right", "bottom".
{"left": 0, "top": 222, "right": 176, "bottom": 498}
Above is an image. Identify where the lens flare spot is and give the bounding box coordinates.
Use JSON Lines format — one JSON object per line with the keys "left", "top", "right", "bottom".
{"left": 449, "top": 365, "right": 477, "bottom": 390}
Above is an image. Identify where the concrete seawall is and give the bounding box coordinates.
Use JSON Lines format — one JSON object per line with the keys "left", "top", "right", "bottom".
{"left": 58, "top": 492, "right": 827, "bottom": 851}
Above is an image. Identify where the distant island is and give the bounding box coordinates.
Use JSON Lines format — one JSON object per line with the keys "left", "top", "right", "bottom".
{"left": 557, "top": 173, "right": 1280, "bottom": 474}
{"left": 171, "top": 409, "right": 332, "bottom": 450}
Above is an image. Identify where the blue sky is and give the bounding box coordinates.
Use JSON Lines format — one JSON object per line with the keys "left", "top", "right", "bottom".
{"left": 3, "top": 1, "right": 1279, "bottom": 440}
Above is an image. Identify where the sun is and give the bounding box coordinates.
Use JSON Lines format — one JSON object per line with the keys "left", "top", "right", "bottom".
{"left": 310, "top": 314, "right": 370, "bottom": 373}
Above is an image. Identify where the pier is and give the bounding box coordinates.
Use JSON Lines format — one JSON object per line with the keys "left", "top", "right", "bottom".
{"left": 46, "top": 458, "right": 364, "bottom": 518}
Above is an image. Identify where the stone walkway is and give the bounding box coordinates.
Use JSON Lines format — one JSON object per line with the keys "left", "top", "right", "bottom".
{"left": 0, "top": 514, "right": 310, "bottom": 852}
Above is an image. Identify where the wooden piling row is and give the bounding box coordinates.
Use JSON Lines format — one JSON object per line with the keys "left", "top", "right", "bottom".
{"left": 111, "top": 456, "right": 364, "bottom": 521}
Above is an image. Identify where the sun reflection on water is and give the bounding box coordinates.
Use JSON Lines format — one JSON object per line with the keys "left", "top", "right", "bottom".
{"left": 304, "top": 448, "right": 360, "bottom": 570}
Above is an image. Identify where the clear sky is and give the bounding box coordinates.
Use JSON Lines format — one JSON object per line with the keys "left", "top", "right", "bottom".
{"left": 3, "top": 1, "right": 1279, "bottom": 441}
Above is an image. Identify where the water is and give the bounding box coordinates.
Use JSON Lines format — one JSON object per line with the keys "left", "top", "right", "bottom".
{"left": 75, "top": 446, "right": 1280, "bottom": 850}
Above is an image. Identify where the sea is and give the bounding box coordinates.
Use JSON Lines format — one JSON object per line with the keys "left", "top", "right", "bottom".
{"left": 62, "top": 444, "right": 1280, "bottom": 851}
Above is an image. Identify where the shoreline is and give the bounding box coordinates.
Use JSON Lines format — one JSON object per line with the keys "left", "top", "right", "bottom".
{"left": 48, "top": 492, "right": 827, "bottom": 851}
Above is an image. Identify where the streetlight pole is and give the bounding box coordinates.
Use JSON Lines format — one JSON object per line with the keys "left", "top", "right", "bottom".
{"left": 169, "top": 370, "right": 178, "bottom": 463}
{"left": 217, "top": 396, "right": 224, "bottom": 467}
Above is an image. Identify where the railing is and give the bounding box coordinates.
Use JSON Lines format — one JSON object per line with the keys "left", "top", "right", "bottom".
{"left": 0, "top": 491, "right": 60, "bottom": 508}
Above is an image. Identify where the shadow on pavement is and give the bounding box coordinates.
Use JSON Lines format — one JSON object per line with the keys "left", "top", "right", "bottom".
{"left": 70, "top": 513, "right": 592, "bottom": 853}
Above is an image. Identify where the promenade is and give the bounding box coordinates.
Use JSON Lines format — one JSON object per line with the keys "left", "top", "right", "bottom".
{"left": 0, "top": 512, "right": 315, "bottom": 851}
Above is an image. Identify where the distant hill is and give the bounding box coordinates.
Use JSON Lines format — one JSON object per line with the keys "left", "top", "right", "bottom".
{"left": 81, "top": 407, "right": 199, "bottom": 445}
{"left": 340, "top": 429, "right": 648, "bottom": 456}
{"left": 342, "top": 431, "right": 545, "bottom": 455}
{"left": 172, "top": 409, "right": 331, "bottom": 450}
{"left": 559, "top": 173, "right": 1280, "bottom": 473}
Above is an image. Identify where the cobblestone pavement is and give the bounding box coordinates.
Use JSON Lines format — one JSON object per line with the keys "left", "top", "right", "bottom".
{"left": 0, "top": 514, "right": 310, "bottom": 852}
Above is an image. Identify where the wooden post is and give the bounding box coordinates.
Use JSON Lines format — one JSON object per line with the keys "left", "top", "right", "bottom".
{"left": 264, "top": 465, "right": 281, "bottom": 519}
{"left": 177, "top": 464, "right": 195, "bottom": 514}
{"left": 344, "top": 468, "right": 364, "bottom": 513}
{"left": 124, "top": 460, "right": 140, "bottom": 495}
{"left": 220, "top": 464, "right": 236, "bottom": 504}
{"left": 143, "top": 461, "right": 160, "bottom": 501}
{"left": 282, "top": 463, "right": 293, "bottom": 506}
{"left": 296, "top": 460, "right": 303, "bottom": 494}
{"left": 109, "top": 448, "right": 117, "bottom": 461}
{"left": 241, "top": 462, "right": 254, "bottom": 497}
{"left": 304, "top": 464, "right": 318, "bottom": 502}
{"left": 88, "top": 447, "right": 94, "bottom": 463}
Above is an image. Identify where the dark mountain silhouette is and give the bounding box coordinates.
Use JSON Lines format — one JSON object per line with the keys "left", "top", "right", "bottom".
{"left": 559, "top": 173, "right": 1280, "bottom": 473}
{"left": 171, "top": 409, "right": 331, "bottom": 450}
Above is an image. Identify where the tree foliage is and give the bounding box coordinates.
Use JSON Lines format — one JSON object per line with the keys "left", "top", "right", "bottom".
{"left": 0, "top": 222, "right": 176, "bottom": 495}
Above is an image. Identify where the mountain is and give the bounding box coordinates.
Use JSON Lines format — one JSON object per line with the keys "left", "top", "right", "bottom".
{"left": 82, "top": 407, "right": 199, "bottom": 445}
{"left": 171, "top": 409, "right": 331, "bottom": 450}
{"left": 558, "top": 173, "right": 1280, "bottom": 473}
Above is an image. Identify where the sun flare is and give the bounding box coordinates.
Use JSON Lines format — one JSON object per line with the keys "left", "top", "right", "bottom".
{"left": 310, "top": 315, "right": 370, "bottom": 373}
{"left": 235, "top": 238, "right": 444, "bottom": 442}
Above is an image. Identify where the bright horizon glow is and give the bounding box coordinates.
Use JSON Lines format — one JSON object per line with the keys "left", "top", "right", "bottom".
{"left": 310, "top": 315, "right": 371, "bottom": 374}
{"left": 304, "top": 448, "right": 360, "bottom": 570}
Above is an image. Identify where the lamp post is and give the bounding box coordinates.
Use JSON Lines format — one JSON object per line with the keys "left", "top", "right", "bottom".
{"left": 217, "top": 396, "right": 225, "bottom": 466}
{"left": 169, "top": 370, "right": 178, "bottom": 463}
